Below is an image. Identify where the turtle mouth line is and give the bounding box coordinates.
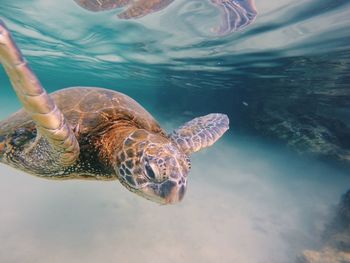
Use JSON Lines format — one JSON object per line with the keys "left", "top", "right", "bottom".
{"left": 143, "top": 180, "right": 185, "bottom": 205}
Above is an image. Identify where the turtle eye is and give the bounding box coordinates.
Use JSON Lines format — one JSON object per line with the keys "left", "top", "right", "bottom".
{"left": 145, "top": 162, "right": 156, "bottom": 179}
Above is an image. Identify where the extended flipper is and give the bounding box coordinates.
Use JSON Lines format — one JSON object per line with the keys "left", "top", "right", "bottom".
{"left": 170, "top": 113, "right": 229, "bottom": 154}
{"left": 211, "top": 0, "right": 257, "bottom": 35}
{"left": 0, "top": 20, "right": 80, "bottom": 167}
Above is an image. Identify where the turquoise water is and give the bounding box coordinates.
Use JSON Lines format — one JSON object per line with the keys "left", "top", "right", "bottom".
{"left": 1, "top": 1, "right": 350, "bottom": 262}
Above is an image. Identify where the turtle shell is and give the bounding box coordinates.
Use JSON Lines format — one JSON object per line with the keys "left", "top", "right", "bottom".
{"left": 0, "top": 87, "right": 164, "bottom": 149}
{"left": 0, "top": 87, "right": 162, "bottom": 138}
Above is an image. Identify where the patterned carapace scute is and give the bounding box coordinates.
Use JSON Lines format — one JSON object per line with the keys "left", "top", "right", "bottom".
{"left": 74, "top": 0, "right": 257, "bottom": 35}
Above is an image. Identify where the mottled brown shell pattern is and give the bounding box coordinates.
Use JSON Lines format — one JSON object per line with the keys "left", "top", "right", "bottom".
{"left": 0, "top": 87, "right": 166, "bottom": 177}
{"left": 0, "top": 87, "right": 164, "bottom": 139}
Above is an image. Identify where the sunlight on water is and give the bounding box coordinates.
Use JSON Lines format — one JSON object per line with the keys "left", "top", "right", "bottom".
{"left": 1, "top": 0, "right": 349, "bottom": 73}
{"left": 0, "top": 0, "right": 350, "bottom": 262}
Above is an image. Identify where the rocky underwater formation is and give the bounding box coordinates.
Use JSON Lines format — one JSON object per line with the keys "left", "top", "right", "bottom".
{"left": 159, "top": 50, "right": 350, "bottom": 168}
{"left": 158, "top": 52, "right": 350, "bottom": 263}
{"left": 298, "top": 190, "right": 350, "bottom": 263}
{"left": 240, "top": 56, "right": 350, "bottom": 263}
{"left": 244, "top": 52, "right": 350, "bottom": 168}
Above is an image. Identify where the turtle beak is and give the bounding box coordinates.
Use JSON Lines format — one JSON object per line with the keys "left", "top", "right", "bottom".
{"left": 143, "top": 180, "right": 187, "bottom": 205}
{"left": 159, "top": 181, "right": 186, "bottom": 204}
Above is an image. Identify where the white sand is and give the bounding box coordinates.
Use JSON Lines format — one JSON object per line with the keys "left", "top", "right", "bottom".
{"left": 0, "top": 136, "right": 349, "bottom": 263}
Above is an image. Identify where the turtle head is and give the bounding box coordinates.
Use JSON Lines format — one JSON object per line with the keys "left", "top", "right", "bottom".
{"left": 115, "top": 113, "right": 229, "bottom": 205}
{"left": 116, "top": 129, "right": 190, "bottom": 205}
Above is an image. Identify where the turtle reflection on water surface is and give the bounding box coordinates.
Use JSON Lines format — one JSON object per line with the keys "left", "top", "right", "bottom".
{"left": 0, "top": 20, "right": 229, "bottom": 204}
{"left": 74, "top": 0, "right": 257, "bottom": 35}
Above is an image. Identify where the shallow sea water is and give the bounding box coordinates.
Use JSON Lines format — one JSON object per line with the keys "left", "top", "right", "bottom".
{"left": 1, "top": 1, "right": 350, "bottom": 263}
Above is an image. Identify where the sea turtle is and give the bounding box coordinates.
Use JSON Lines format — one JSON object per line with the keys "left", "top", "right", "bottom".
{"left": 0, "top": 20, "right": 229, "bottom": 204}
{"left": 73, "top": 0, "right": 257, "bottom": 35}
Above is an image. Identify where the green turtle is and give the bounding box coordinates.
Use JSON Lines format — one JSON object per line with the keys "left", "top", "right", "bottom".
{"left": 73, "top": 0, "right": 257, "bottom": 35}
{"left": 0, "top": 20, "right": 229, "bottom": 204}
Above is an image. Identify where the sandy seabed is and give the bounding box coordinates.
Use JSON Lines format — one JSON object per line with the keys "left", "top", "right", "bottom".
{"left": 0, "top": 134, "right": 349, "bottom": 263}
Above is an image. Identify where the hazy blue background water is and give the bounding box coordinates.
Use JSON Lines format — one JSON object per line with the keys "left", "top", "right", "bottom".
{"left": 0, "top": 0, "right": 350, "bottom": 262}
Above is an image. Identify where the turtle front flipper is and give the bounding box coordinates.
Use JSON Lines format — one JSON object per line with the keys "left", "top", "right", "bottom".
{"left": 118, "top": 0, "right": 175, "bottom": 19}
{"left": 211, "top": 0, "right": 257, "bottom": 35}
{"left": 0, "top": 20, "right": 80, "bottom": 168}
{"left": 170, "top": 113, "right": 229, "bottom": 154}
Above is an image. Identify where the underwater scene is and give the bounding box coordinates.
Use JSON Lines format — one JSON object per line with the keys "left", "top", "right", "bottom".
{"left": 0, "top": 0, "right": 350, "bottom": 262}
